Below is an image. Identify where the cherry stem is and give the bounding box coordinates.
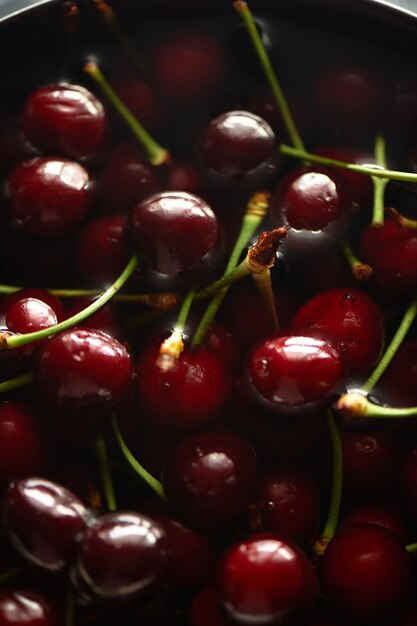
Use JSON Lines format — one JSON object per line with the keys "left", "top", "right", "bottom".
{"left": 251, "top": 269, "right": 279, "bottom": 330}
{"left": 192, "top": 191, "right": 270, "bottom": 346}
{"left": 195, "top": 259, "right": 251, "bottom": 301}
{"left": 157, "top": 288, "right": 195, "bottom": 370}
{"left": 313, "top": 410, "right": 343, "bottom": 556}
{"left": 233, "top": 0, "right": 305, "bottom": 153}
{"left": 111, "top": 414, "right": 166, "bottom": 501}
{"left": 83, "top": 61, "right": 169, "bottom": 166}
{"left": 363, "top": 296, "right": 417, "bottom": 393}
{"left": 0, "top": 255, "right": 140, "bottom": 351}
{"left": 371, "top": 134, "right": 389, "bottom": 227}
{"left": 280, "top": 144, "right": 417, "bottom": 182}
{"left": 0, "top": 371, "right": 34, "bottom": 395}
{"left": 406, "top": 542, "right": 417, "bottom": 554}
{"left": 336, "top": 391, "right": 417, "bottom": 419}
{"left": 342, "top": 242, "right": 373, "bottom": 282}
{"left": 94, "top": 433, "right": 117, "bottom": 511}
{"left": 386, "top": 207, "right": 417, "bottom": 230}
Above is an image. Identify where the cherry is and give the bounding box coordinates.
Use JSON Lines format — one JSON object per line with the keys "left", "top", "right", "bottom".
{"left": 166, "top": 161, "right": 203, "bottom": 195}
{"left": 152, "top": 31, "right": 224, "bottom": 104}
{"left": 378, "top": 338, "right": 417, "bottom": 407}
{"left": 163, "top": 430, "right": 257, "bottom": 530}
{"left": 0, "top": 401, "right": 47, "bottom": 485}
{"left": 8, "top": 157, "right": 93, "bottom": 237}
{"left": 246, "top": 333, "right": 345, "bottom": 413}
{"left": 321, "top": 525, "right": 414, "bottom": 619}
{"left": 291, "top": 288, "right": 385, "bottom": 375}
{"left": 136, "top": 342, "right": 232, "bottom": 429}
{"left": 34, "top": 328, "right": 133, "bottom": 418}
{"left": 5, "top": 298, "right": 57, "bottom": 336}
{"left": 71, "top": 511, "right": 168, "bottom": 604}
{"left": 20, "top": 83, "right": 107, "bottom": 160}
{"left": 64, "top": 298, "right": 122, "bottom": 339}
{"left": 2, "top": 476, "right": 87, "bottom": 573}
{"left": 250, "top": 467, "right": 320, "bottom": 547}
{"left": 0, "top": 289, "right": 64, "bottom": 324}
{"left": 75, "top": 215, "right": 131, "bottom": 285}
{"left": 110, "top": 74, "right": 164, "bottom": 131}
{"left": 0, "top": 587, "right": 59, "bottom": 626}
{"left": 217, "top": 533, "right": 319, "bottom": 624}
{"left": 339, "top": 500, "right": 408, "bottom": 543}
{"left": 197, "top": 110, "right": 275, "bottom": 177}
{"left": 190, "top": 586, "right": 233, "bottom": 626}
{"left": 129, "top": 191, "right": 220, "bottom": 276}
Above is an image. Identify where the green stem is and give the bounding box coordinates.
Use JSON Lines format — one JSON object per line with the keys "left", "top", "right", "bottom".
{"left": 336, "top": 391, "right": 417, "bottom": 419}
{"left": 157, "top": 288, "right": 195, "bottom": 367}
{"left": 94, "top": 434, "right": 117, "bottom": 511}
{"left": 313, "top": 410, "right": 343, "bottom": 556}
{"left": 195, "top": 260, "right": 250, "bottom": 302}
{"left": 111, "top": 415, "right": 166, "bottom": 501}
{"left": 0, "top": 371, "right": 34, "bottom": 395}
{"left": 2, "top": 255, "right": 139, "bottom": 351}
{"left": 192, "top": 192, "right": 269, "bottom": 346}
{"left": 406, "top": 542, "right": 417, "bottom": 554}
{"left": 280, "top": 144, "right": 417, "bottom": 182}
{"left": 342, "top": 242, "right": 373, "bottom": 282}
{"left": 233, "top": 1, "right": 305, "bottom": 152}
{"left": 251, "top": 269, "right": 279, "bottom": 330}
{"left": 363, "top": 297, "right": 417, "bottom": 393}
{"left": 371, "top": 135, "right": 389, "bottom": 227}
{"left": 84, "top": 61, "right": 169, "bottom": 166}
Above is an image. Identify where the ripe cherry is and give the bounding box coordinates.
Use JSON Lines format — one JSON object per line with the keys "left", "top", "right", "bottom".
{"left": 0, "top": 587, "right": 60, "bottom": 626}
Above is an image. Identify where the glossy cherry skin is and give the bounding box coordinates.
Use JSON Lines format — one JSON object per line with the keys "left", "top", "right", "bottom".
{"left": 137, "top": 343, "right": 232, "bottom": 429}
{"left": 2, "top": 477, "right": 87, "bottom": 573}
{"left": 340, "top": 501, "right": 408, "bottom": 543}
{"left": 152, "top": 31, "right": 224, "bottom": 104}
{"left": 75, "top": 215, "right": 131, "bottom": 285}
{"left": 20, "top": 83, "right": 107, "bottom": 159}
{"left": 5, "top": 298, "right": 57, "bottom": 335}
{"left": 291, "top": 288, "right": 384, "bottom": 375}
{"left": 163, "top": 430, "right": 257, "bottom": 530}
{"left": 198, "top": 110, "right": 275, "bottom": 176}
{"left": 250, "top": 467, "right": 320, "bottom": 547}
{"left": 129, "top": 191, "right": 219, "bottom": 275}
{"left": 217, "top": 533, "right": 319, "bottom": 624}
{"left": 34, "top": 328, "right": 134, "bottom": 417}
{"left": 0, "top": 401, "right": 46, "bottom": 485}
{"left": 0, "top": 289, "right": 64, "bottom": 323}
{"left": 8, "top": 157, "right": 93, "bottom": 237}
{"left": 246, "top": 333, "right": 345, "bottom": 413}
{"left": 71, "top": 511, "right": 168, "bottom": 605}
{"left": 321, "top": 525, "right": 414, "bottom": 619}
{"left": 0, "top": 588, "right": 59, "bottom": 626}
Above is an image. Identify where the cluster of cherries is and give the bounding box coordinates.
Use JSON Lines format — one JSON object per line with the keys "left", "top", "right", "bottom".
{"left": 1, "top": 1, "right": 417, "bottom": 625}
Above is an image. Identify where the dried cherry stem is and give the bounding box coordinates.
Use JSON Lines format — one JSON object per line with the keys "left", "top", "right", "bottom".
{"left": 386, "top": 206, "right": 417, "bottom": 229}
{"left": 111, "top": 414, "right": 166, "bottom": 501}
{"left": 312, "top": 410, "right": 343, "bottom": 557}
{"left": 92, "top": 0, "right": 146, "bottom": 73}
{"left": 195, "top": 227, "right": 287, "bottom": 301}
{"left": 371, "top": 134, "right": 389, "bottom": 227}
{"left": 363, "top": 296, "right": 417, "bottom": 393}
{"left": 0, "top": 284, "right": 180, "bottom": 309}
{"left": 280, "top": 144, "right": 417, "bottom": 182}
{"left": 83, "top": 60, "right": 169, "bottom": 166}
{"left": 0, "top": 371, "right": 34, "bottom": 395}
{"left": 342, "top": 242, "right": 373, "bottom": 282}
{"left": 0, "top": 255, "right": 140, "bottom": 351}
{"left": 336, "top": 392, "right": 417, "bottom": 420}
{"left": 94, "top": 433, "right": 117, "bottom": 511}
{"left": 233, "top": 0, "right": 305, "bottom": 153}
{"left": 157, "top": 288, "right": 195, "bottom": 371}
{"left": 192, "top": 191, "right": 270, "bottom": 347}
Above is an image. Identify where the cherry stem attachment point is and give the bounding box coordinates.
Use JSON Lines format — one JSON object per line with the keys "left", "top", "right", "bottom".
{"left": 233, "top": 0, "right": 305, "bottom": 153}
{"left": 111, "top": 414, "right": 166, "bottom": 501}
{"left": 336, "top": 392, "right": 417, "bottom": 420}
{"left": 157, "top": 288, "right": 195, "bottom": 371}
{"left": 0, "top": 255, "right": 140, "bottom": 351}
{"left": 387, "top": 207, "right": 417, "bottom": 230}
{"left": 83, "top": 60, "right": 169, "bottom": 165}
{"left": 94, "top": 433, "right": 117, "bottom": 511}
{"left": 342, "top": 242, "right": 373, "bottom": 282}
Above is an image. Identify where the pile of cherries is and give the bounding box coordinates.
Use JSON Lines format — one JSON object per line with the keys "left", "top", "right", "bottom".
{"left": 1, "top": 1, "right": 417, "bottom": 625}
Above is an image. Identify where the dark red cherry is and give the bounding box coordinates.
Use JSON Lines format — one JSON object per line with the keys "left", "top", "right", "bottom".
{"left": 2, "top": 477, "right": 87, "bottom": 573}
{"left": 246, "top": 333, "right": 345, "bottom": 413}
{"left": 75, "top": 215, "right": 131, "bottom": 285}
{"left": 0, "top": 588, "right": 59, "bottom": 626}
{"left": 291, "top": 288, "right": 385, "bottom": 375}
{"left": 378, "top": 339, "right": 417, "bottom": 408}
{"left": 152, "top": 31, "right": 224, "bottom": 104}
{"left": 340, "top": 501, "right": 408, "bottom": 543}
{"left": 250, "top": 467, "right": 320, "bottom": 547}
{"left": 0, "top": 401, "right": 47, "bottom": 485}
{"left": 163, "top": 430, "right": 257, "bottom": 530}
{"left": 8, "top": 157, "right": 93, "bottom": 237}
{"left": 137, "top": 343, "right": 232, "bottom": 429}
{"left": 0, "top": 289, "right": 64, "bottom": 323}
{"left": 129, "top": 191, "right": 219, "bottom": 275}
{"left": 20, "top": 83, "right": 107, "bottom": 159}
{"left": 190, "top": 586, "right": 233, "bottom": 626}
{"left": 217, "top": 533, "right": 319, "bottom": 624}
{"left": 197, "top": 110, "right": 275, "bottom": 176}
{"left": 166, "top": 161, "right": 203, "bottom": 195}
{"left": 5, "top": 298, "right": 57, "bottom": 335}
{"left": 34, "top": 328, "right": 133, "bottom": 417}
{"left": 64, "top": 297, "right": 122, "bottom": 339}
{"left": 321, "top": 525, "right": 413, "bottom": 619}
{"left": 110, "top": 74, "right": 164, "bottom": 131}
{"left": 71, "top": 511, "right": 168, "bottom": 604}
